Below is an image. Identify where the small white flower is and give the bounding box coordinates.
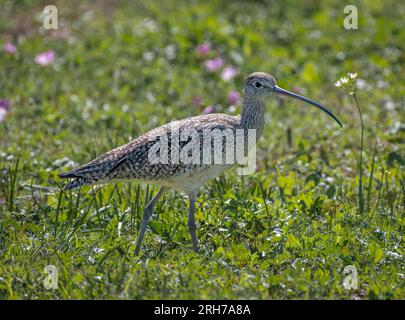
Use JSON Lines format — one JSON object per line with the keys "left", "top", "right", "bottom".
{"left": 340, "top": 77, "right": 349, "bottom": 84}
{"left": 92, "top": 247, "right": 105, "bottom": 254}
{"left": 118, "top": 221, "right": 122, "bottom": 237}
{"left": 0, "top": 108, "right": 7, "bottom": 122}
{"left": 335, "top": 80, "right": 342, "bottom": 87}
{"left": 348, "top": 73, "right": 358, "bottom": 79}
{"left": 228, "top": 105, "right": 236, "bottom": 113}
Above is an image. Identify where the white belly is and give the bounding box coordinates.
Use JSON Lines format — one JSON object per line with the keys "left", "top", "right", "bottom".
{"left": 156, "top": 164, "right": 233, "bottom": 194}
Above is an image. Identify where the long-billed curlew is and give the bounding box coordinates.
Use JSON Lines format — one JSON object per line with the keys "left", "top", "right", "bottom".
{"left": 58, "top": 72, "right": 342, "bottom": 255}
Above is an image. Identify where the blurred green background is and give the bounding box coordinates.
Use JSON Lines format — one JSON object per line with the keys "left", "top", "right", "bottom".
{"left": 0, "top": 0, "right": 403, "bottom": 299}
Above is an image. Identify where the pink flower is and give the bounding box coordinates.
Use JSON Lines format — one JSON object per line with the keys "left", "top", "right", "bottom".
{"left": 0, "top": 99, "right": 10, "bottom": 123}
{"left": 228, "top": 91, "right": 240, "bottom": 105}
{"left": 192, "top": 96, "right": 202, "bottom": 108}
{"left": 221, "top": 66, "right": 238, "bottom": 81}
{"left": 205, "top": 57, "right": 223, "bottom": 72}
{"left": 196, "top": 43, "right": 210, "bottom": 56}
{"left": 35, "top": 50, "right": 55, "bottom": 66}
{"left": 203, "top": 106, "right": 214, "bottom": 114}
{"left": 4, "top": 42, "right": 16, "bottom": 54}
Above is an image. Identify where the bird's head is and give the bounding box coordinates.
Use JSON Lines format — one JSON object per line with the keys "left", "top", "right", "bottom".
{"left": 244, "top": 72, "right": 342, "bottom": 127}
{"left": 244, "top": 72, "right": 277, "bottom": 95}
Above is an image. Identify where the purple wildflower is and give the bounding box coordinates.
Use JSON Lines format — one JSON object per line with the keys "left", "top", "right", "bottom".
{"left": 35, "top": 50, "right": 55, "bottom": 66}
{"left": 221, "top": 66, "right": 238, "bottom": 81}
{"left": 0, "top": 99, "right": 10, "bottom": 111}
{"left": 4, "top": 42, "right": 16, "bottom": 54}
{"left": 196, "top": 43, "right": 210, "bottom": 56}
{"left": 203, "top": 106, "right": 214, "bottom": 114}
{"left": 228, "top": 91, "right": 240, "bottom": 105}
{"left": 205, "top": 57, "right": 223, "bottom": 72}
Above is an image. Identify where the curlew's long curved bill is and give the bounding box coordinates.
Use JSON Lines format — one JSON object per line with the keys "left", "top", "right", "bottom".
{"left": 273, "top": 86, "right": 343, "bottom": 128}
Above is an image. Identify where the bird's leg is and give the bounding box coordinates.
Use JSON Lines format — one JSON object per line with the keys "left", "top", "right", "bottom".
{"left": 134, "top": 187, "right": 166, "bottom": 256}
{"left": 188, "top": 191, "right": 199, "bottom": 253}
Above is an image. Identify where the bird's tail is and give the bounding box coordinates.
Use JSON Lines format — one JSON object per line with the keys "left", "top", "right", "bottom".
{"left": 58, "top": 170, "right": 99, "bottom": 190}
{"left": 58, "top": 155, "right": 115, "bottom": 190}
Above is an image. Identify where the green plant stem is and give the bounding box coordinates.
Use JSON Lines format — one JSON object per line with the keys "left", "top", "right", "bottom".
{"left": 367, "top": 137, "right": 378, "bottom": 214}
{"left": 353, "top": 93, "right": 364, "bottom": 214}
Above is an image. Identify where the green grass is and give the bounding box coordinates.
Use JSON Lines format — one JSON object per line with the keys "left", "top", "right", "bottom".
{"left": 0, "top": 0, "right": 404, "bottom": 299}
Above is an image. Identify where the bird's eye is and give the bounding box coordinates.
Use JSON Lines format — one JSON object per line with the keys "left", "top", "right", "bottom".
{"left": 254, "top": 81, "right": 262, "bottom": 88}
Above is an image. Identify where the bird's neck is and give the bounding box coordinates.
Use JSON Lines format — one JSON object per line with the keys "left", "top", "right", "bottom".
{"left": 240, "top": 94, "right": 265, "bottom": 140}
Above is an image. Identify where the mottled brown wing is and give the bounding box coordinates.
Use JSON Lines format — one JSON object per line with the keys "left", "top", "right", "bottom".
{"left": 58, "top": 113, "right": 240, "bottom": 189}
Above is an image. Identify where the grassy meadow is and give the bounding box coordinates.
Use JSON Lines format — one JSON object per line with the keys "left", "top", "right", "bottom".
{"left": 0, "top": 0, "right": 404, "bottom": 299}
